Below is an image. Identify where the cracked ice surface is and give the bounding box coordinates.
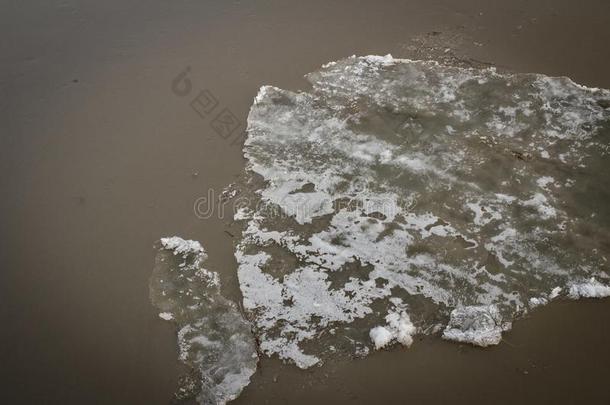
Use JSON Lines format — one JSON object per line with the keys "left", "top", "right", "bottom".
{"left": 235, "top": 55, "right": 610, "bottom": 366}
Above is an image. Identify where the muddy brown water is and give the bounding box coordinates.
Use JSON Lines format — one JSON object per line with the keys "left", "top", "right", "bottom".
{"left": 1, "top": 0, "right": 609, "bottom": 403}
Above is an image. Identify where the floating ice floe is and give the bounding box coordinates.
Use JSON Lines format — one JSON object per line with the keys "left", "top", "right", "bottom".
{"left": 150, "top": 237, "right": 258, "bottom": 405}
{"left": 235, "top": 54, "right": 610, "bottom": 364}
{"left": 442, "top": 305, "right": 511, "bottom": 347}
{"left": 152, "top": 55, "right": 610, "bottom": 401}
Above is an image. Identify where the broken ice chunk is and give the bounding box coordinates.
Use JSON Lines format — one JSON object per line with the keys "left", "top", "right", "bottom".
{"left": 568, "top": 278, "right": 610, "bottom": 299}
{"left": 151, "top": 236, "right": 258, "bottom": 405}
{"left": 370, "top": 310, "right": 416, "bottom": 350}
{"left": 442, "top": 305, "right": 511, "bottom": 347}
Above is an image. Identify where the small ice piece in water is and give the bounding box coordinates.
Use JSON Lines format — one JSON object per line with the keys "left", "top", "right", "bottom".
{"left": 151, "top": 236, "right": 258, "bottom": 404}
{"left": 370, "top": 310, "right": 416, "bottom": 350}
{"left": 159, "top": 312, "right": 174, "bottom": 321}
{"left": 528, "top": 297, "right": 548, "bottom": 308}
{"left": 442, "top": 305, "right": 510, "bottom": 347}
{"left": 568, "top": 278, "right": 610, "bottom": 299}
{"left": 549, "top": 287, "right": 562, "bottom": 299}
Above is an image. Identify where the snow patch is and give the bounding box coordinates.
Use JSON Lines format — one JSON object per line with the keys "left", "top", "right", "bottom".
{"left": 370, "top": 309, "right": 416, "bottom": 350}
